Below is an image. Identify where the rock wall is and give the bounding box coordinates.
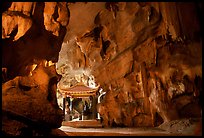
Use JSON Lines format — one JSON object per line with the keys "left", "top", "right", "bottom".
{"left": 2, "top": 2, "right": 69, "bottom": 136}
{"left": 56, "top": 2, "right": 202, "bottom": 127}
{"left": 2, "top": 2, "right": 69, "bottom": 80}
{"left": 2, "top": 65, "right": 65, "bottom": 136}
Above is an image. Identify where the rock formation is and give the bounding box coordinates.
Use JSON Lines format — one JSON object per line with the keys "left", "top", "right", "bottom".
{"left": 2, "top": 64, "right": 67, "bottom": 136}
{"left": 2, "top": 2, "right": 69, "bottom": 80}
{"left": 57, "top": 2, "right": 202, "bottom": 127}
{"left": 2, "top": 2, "right": 69, "bottom": 136}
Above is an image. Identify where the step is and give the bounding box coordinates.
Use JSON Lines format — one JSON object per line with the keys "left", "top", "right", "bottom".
{"left": 62, "top": 119, "right": 103, "bottom": 128}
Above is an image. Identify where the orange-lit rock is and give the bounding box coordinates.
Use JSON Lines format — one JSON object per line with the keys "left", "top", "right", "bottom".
{"left": 2, "top": 65, "right": 64, "bottom": 136}
{"left": 2, "top": 2, "right": 69, "bottom": 79}
{"left": 44, "top": 2, "right": 69, "bottom": 36}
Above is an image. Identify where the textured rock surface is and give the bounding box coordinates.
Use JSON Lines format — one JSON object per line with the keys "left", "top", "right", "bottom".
{"left": 56, "top": 2, "right": 202, "bottom": 127}
{"left": 2, "top": 2, "right": 203, "bottom": 132}
{"left": 2, "top": 65, "right": 64, "bottom": 136}
{"left": 58, "top": 2, "right": 202, "bottom": 126}
{"left": 2, "top": 2, "right": 69, "bottom": 80}
{"left": 2, "top": 2, "right": 69, "bottom": 136}
{"left": 158, "top": 118, "right": 202, "bottom": 136}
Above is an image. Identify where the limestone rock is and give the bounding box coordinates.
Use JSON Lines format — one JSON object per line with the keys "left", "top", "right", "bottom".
{"left": 2, "top": 65, "right": 63, "bottom": 136}
{"left": 44, "top": 2, "right": 69, "bottom": 36}
{"left": 2, "top": 11, "right": 33, "bottom": 41}
{"left": 2, "top": 2, "right": 69, "bottom": 79}
{"left": 158, "top": 118, "right": 202, "bottom": 136}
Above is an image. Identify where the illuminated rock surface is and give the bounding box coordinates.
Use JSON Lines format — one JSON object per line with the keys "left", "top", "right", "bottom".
{"left": 2, "top": 65, "right": 65, "bottom": 136}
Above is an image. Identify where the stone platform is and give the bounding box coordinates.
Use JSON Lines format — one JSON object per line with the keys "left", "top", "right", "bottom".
{"left": 62, "top": 119, "right": 103, "bottom": 128}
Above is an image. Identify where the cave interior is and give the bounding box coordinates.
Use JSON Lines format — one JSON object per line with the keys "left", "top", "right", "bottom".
{"left": 2, "top": 2, "right": 203, "bottom": 136}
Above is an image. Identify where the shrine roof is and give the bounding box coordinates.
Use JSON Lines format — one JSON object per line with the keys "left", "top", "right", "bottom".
{"left": 58, "top": 83, "right": 100, "bottom": 98}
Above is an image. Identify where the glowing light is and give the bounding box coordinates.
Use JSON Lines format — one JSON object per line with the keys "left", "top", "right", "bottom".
{"left": 48, "top": 60, "right": 55, "bottom": 66}
{"left": 29, "top": 64, "right": 37, "bottom": 76}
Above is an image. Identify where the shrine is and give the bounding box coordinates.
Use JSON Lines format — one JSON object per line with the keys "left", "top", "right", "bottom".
{"left": 58, "top": 83, "right": 100, "bottom": 122}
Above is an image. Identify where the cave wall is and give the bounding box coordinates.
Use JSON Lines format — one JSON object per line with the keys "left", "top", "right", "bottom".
{"left": 2, "top": 2, "right": 69, "bottom": 136}
{"left": 95, "top": 2, "right": 202, "bottom": 127}
{"left": 56, "top": 2, "right": 202, "bottom": 127}
{"left": 2, "top": 2, "right": 203, "bottom": 130}
{"left": 2, "top": 2, "right": 69, "bottom": 80}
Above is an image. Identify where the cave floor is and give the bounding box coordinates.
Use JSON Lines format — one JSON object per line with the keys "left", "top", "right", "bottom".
{"left": 59, "top": 120, "right": 195, "bottom": 136}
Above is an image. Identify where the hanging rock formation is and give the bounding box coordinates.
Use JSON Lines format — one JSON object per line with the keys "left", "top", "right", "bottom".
{"left": 2, "top": 2, "right": 69, "bottom": 80}
{"left": 2, "top": 2, "right": 69, "bottom": 136}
